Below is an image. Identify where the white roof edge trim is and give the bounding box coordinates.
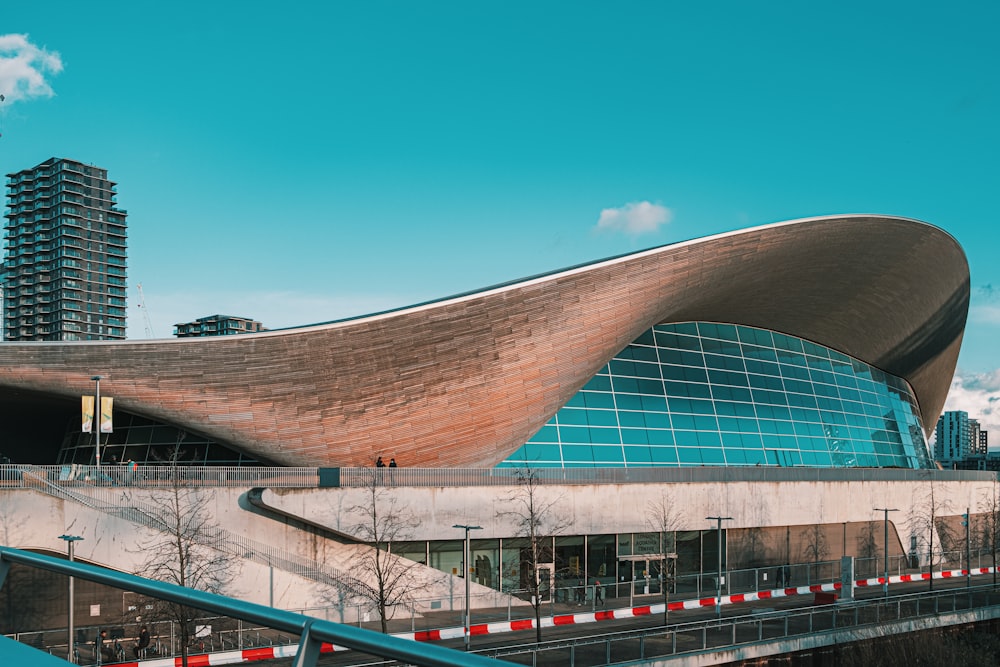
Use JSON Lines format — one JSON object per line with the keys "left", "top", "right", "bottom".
{"left": 272, "top": 214, "right": 955, "bottom": 334}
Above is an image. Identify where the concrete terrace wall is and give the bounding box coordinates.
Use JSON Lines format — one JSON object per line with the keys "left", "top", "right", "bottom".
{"left": 259, "top": 477, "right": 999, "bottom": 544}
{"left": 4, "top": 473, "right": 995, "bottom": 628}
{"left": 0, "top": 486, "right": 506, "bottom": 618}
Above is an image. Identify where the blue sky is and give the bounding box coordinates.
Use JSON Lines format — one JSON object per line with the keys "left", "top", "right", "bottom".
{"left": 2, "top": 2, "right": 998, "bottom": 434}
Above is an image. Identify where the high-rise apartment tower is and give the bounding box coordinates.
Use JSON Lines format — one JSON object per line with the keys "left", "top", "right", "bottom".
{"left": 934, "top": 410, "right": 972, "bottom": 466}
{"left": 3, "top": 158, "right": 128, "bottom": 341}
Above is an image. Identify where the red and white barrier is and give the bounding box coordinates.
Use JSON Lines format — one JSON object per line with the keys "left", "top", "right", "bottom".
{"left": 112, "top": 566, "right": 1000, "bottom": 667}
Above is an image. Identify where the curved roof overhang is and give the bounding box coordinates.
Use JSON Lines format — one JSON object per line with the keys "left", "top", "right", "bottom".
{"left": 0, "top": 215, "right": 969, "bottom": 467}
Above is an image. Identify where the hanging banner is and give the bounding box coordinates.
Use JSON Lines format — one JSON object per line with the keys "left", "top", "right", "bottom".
{"left": 100, "top": 396, "right": 114, "bottom": 433}
{"left": 81, "top": 396, "right": 95, "bottom": 433}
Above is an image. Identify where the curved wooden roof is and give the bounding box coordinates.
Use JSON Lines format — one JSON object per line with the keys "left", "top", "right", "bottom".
{"left": 0, "top": 215, "right": 969, "bottom": 467}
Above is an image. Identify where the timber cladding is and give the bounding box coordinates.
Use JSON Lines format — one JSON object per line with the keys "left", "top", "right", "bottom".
{"left": 0, "top": 215, "right": 969, "bottom": 468}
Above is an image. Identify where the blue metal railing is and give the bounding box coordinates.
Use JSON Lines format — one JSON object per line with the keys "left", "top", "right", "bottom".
{"left": 0, "top": 546, "right": 500, "bottom": 667}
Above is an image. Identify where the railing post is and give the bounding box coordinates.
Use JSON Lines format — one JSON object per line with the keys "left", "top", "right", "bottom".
{"left": 291, "top": 621, "right": 321, "bottom": 667}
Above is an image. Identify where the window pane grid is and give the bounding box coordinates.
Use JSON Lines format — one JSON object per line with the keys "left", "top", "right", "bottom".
{"left": 504, "top": 322, "right": 930, "bottom": 470}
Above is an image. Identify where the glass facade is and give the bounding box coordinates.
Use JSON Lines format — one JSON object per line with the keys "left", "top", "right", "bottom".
{"left": 396, "top": 530, "right": 721, "bottom": 601}
{"left": 502, "top": 322, "right": 931, "bottom": 469}
{"left": 56, "top": 411, "right": 264, "bottom": 466}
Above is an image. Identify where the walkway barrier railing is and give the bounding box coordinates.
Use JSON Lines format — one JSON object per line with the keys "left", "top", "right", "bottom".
{"left": 0, "top": 546, "right": 502, "bottom": 667}
{"left": 335, "top": 465, "right": 998, "bottom": 488}
{"left": 0, "top": 464, "right": 319, "bottom": 488}
{"left": 0, "top": 464, "right": 994, "bottom": 489}
{"left": 482, "top": 583, "right": 1000, "bottom": 667}
{"left": 9, "top": 615, "right": 291, "bottom": 665}
{"left": 9, "top": 464, "right": 371, "bottom": 603}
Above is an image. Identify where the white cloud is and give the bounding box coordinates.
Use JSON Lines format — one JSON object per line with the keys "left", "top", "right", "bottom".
{"left": 595, "top": 201, "right": 672, "bottom": 235}
{"left": 0, "top": 34, "right": 63, "bottom": 103}
{"left": 970, "top": 304, "right": 1000, "bottom": 326}
{"left": 942, "top": 368, "right": 1000, "bottom": 448}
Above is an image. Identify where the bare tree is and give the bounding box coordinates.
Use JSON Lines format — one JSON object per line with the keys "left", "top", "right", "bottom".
{"left": 731, "top": 526, "right": 767, "bottom": 569}
{"left": 857, "top": 520, "right": 880, "bottom": 578}
{"left": 645, "top": 490, "right": 683, "bottom": 625}
{"left": 498, "top": 466, "right": 571, "bottom": 643}
{"left": 347, "top": 467, "right": 424, "bottom": 633}
{"left": 136, "top": 461, "right": 236, "bottom": 666}
{"left": 0, "top": 505, "right": 53, "bottom": 633}
{"left": 910, "top": 473, "right": 954, "bottom": 591}
{"left": 976, "top": 478, "right": 1000, "bottom": 587}
{"left": 799, "top": 523, "right": 829, "bottom": 564}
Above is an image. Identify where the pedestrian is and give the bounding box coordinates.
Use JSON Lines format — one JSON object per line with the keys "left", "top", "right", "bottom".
{"left": 388, "top": 458, "right": 397, "bottom": 468}
{"left": 136, "top": 625, "right": 150, "bottom": 659}
{"left": 375, "top": 456, "right": 385, "bottom": 467}
{"left": 593, "top": 578, "right": 603, "bottom": 606}
{"left": 95, "top": 629, "right": 113, "bottom": 664}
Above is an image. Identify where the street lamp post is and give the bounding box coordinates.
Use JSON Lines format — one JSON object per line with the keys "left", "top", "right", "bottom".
{"left": 59, "top": 535, "right": 84, "bottom": 663}
{"left": 706, "top": 516, "right": 733, "bottom": 618}
{"left": 91, "top": 375, "right": 103, "bottom": 467}
{"left": 245, "top": 551, "right": 274, "bottom": 607}
{"left": 874, "top": 507, "right": 899, "bottom": 597}
{"left": 453, "top": 524, "right": 482, "bottom": 651}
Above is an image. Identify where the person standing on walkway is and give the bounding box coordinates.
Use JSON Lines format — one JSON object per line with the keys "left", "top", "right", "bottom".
{"left": 95, "top": 629, "right": 113, "bottom": 664}
{"left": 136, "top": 625, "right": 150, "bottom": 658}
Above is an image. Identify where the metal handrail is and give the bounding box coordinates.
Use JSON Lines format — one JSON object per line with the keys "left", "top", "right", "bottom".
{"left": 0, "top": 546, "right": 501, "bottom": 667}
{"left": 12, "top": 464, "right": 371, "bottom": 600}
{"left": 0, "top": 464, "right": 318, "bottom": 488}
{"left": 0, "top": 464, "right": 993, "bottom": 489}
{"left": 336, "top": 466, "right": 997, "bottom": 487}
{"left": 482, "top": 582, "right": 1000, "bottom": 664}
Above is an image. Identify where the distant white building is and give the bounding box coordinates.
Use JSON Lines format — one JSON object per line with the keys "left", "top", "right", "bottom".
{"left": 934, "top": 410, "right": 972, "bottom": 465}
{"left": 173, "top": 314, "right": 266, "bottom": 338}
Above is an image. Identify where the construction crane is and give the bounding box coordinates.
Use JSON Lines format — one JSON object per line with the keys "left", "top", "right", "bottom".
{"left": 136, "top": 283, "right": 156, "bottom": 338}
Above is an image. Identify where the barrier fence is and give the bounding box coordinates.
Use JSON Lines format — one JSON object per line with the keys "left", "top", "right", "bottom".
{"left": 0, "top": 546, "right": 502, "bottom": 667}
{"left": 0, "top": 464, "right": 319, "bottom": 488}
{"left": 0, "top": 464, "right": 994, "bottom": 490}
{"left": 482, "top": 583, "right": 1000, "bottom": 667}
{"left": 13, "top": 565, "right": 1000, "bottom": 667}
